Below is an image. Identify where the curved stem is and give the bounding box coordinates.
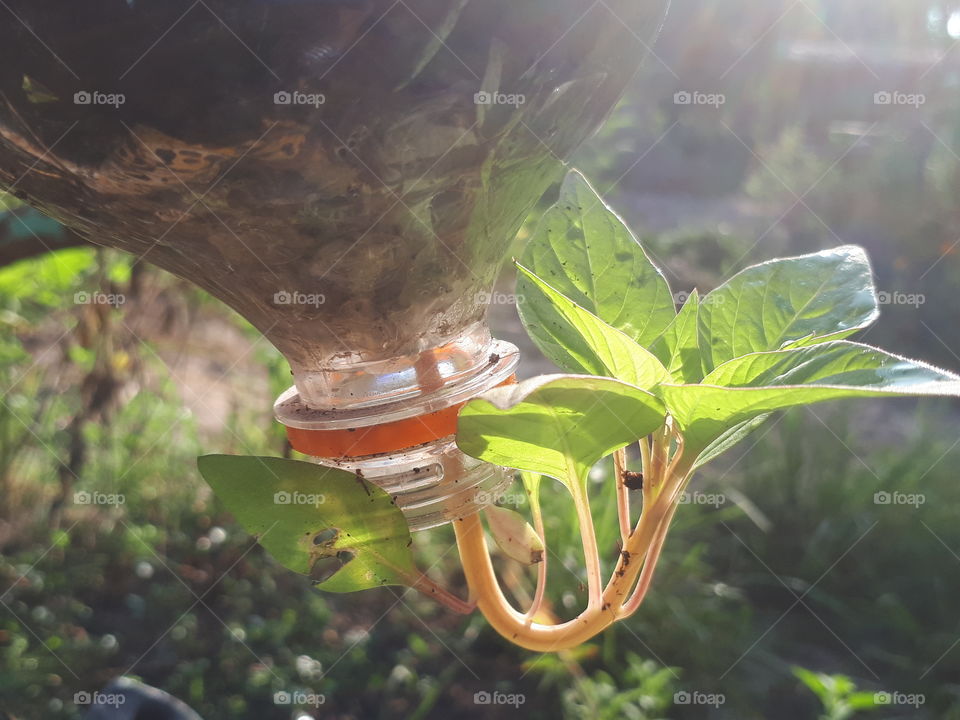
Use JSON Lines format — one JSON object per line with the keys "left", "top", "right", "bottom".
{"left": 454, "top": 457, "right": 691, "bottom": 651}
{"left": 570, "top": 480, "right": 603, "bottom": 610}
{"left": 618, "top": 500, "right": 677, "bottom": 618}
{"left": 454, "top": 511, "right": 616, "bottom": 652}
{"left": 613, "top": 448, "right": 631, "bottom": 544}
{"left": 525, "top": 501, "right": 548, "bottom": 623}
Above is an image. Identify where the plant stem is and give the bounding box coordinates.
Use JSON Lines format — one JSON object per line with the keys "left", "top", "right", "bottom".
{"left": 525, "top": 497, "right": 548, "bottom": 623}
{"left": 649, "top": 426, "right": 668, "bottom": 492}
{"left": 613, "top": 448, "right": 631, "bottom": 543}
{"left": 453, "top": 453, "right": 696, "bottom": 651}
{"left": 618, "top": 499, "right": 678, "bottom": 618}
{"left": 569, "top": 479, "right": 603, "bottom": 610}
{"left": 409, "top": 571, "right": 476, "bottom": 615}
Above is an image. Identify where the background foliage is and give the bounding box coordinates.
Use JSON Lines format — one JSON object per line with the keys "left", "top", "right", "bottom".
{"left": 3, "top": 0, "right": 960, "bottom": 717}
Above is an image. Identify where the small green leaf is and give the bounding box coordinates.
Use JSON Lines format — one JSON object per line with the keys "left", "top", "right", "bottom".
{"left": 692, "top": 414, "right": 770, "bottom": 469}
{"left": 516, "top": 263, "right": 669, "bottom": 388}
{"left": 197, "top": 455, "right": 416, "bottom": 593}
{"left": 519, "top": 170, "right": 675, "bottom": 348}
{"left": 651, "top": 289, "right": 702, "bottom": 383}
{"left": 457, "top": 375, "right": 666, "bottom": 485}
{"left": 662, "top": 342, "right": 960, "bottom": 456}
{"left": 699, "top": 246, "right": 879, "bottom": 372}
{"left": 485, "top": 505, "right": 544, "bottom": 565}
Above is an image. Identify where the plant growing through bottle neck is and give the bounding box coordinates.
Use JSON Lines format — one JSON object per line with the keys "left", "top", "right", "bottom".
{"left": 198, "top": 170, "right": 960, "bottom": 653}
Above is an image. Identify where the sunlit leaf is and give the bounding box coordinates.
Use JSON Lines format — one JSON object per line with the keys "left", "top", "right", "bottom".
{"left": 661, "top": 342, "right": 960, "bottom": 457}
{"left": 519, "top": 170, "right": 675, "bottom": 348}
{"left": 197, "top": 455, "right": 415, "bottom": 593}
{"left": 457, "top": 374, "right": 666, "bottom": 485}
{"left": 515, "top": 263, "right": 669, "bottom": 388}
{"left": 699, "top": 246, "right": 879, "bottom": 372}
{"left": 650, "top": 289, "right": 702, "bottom": 383}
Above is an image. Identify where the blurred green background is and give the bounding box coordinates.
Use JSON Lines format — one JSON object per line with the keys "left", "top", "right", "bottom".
{"left": 2, "top": 1, "right": 960, "bottom": 718}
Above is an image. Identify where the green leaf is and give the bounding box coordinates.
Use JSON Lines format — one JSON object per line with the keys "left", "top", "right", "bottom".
{"left": 692, "top": 414, "right": 771, "bottom": 469}
{"left": 515, "top": 263, "right": 669, "bottom": 388}
{"left": 650, "top": 289, "right": 702, "bottom": 383}
{"left": 197, "top": 455, "right": 416, "bottom": 593}
{"left": 457, "top": 375, "right": 666, "bottom": 485}
{"left": 519, "top": 170, "right": 675, "bottom": 347}
{"left": 662, "top": 342, "right": 960, "bottom": 456}
{"left": 699, "top": 246, "right": 879, "bottom": 372}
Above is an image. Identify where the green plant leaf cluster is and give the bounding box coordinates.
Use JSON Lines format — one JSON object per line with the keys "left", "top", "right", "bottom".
{"left": 458, "top": 170, "right": 960, "bottom": 474}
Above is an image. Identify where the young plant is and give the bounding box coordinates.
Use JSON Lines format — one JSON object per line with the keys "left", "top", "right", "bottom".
{"left": 198, "top": 170, "right": 960, "bottom": 653}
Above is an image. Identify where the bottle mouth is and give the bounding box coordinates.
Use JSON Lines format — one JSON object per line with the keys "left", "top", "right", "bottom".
{"left": 276, "top": 339, "right": 518, "bottom": 457}
{"left": 274, "top": 336, "right": 520, "bottom": 530}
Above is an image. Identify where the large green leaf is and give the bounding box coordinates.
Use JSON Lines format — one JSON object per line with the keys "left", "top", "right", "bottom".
{"left": 698, "top": 246, "right": 879, "bottom": 372}
{"left": 197, "top": 455, "right": 416, "bottom": 593}
{"left": 650, "top": 289, "right": 702, "bottom": 383}
{"left": 515, "top": 263, "right": 669, "bottom": 388}
{"left": 457, "top": 375, "right": 666, "bottom": 485}
{"left": 519, "top": 170, "right": 675, "bottom": 348}
{"left": 661, "top": 342, "right": 960, "bottom": 456}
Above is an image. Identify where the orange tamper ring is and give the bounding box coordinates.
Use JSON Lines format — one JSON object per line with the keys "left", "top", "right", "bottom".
{"left": 285, "top": 375, "right": 517, "bottom": 458}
